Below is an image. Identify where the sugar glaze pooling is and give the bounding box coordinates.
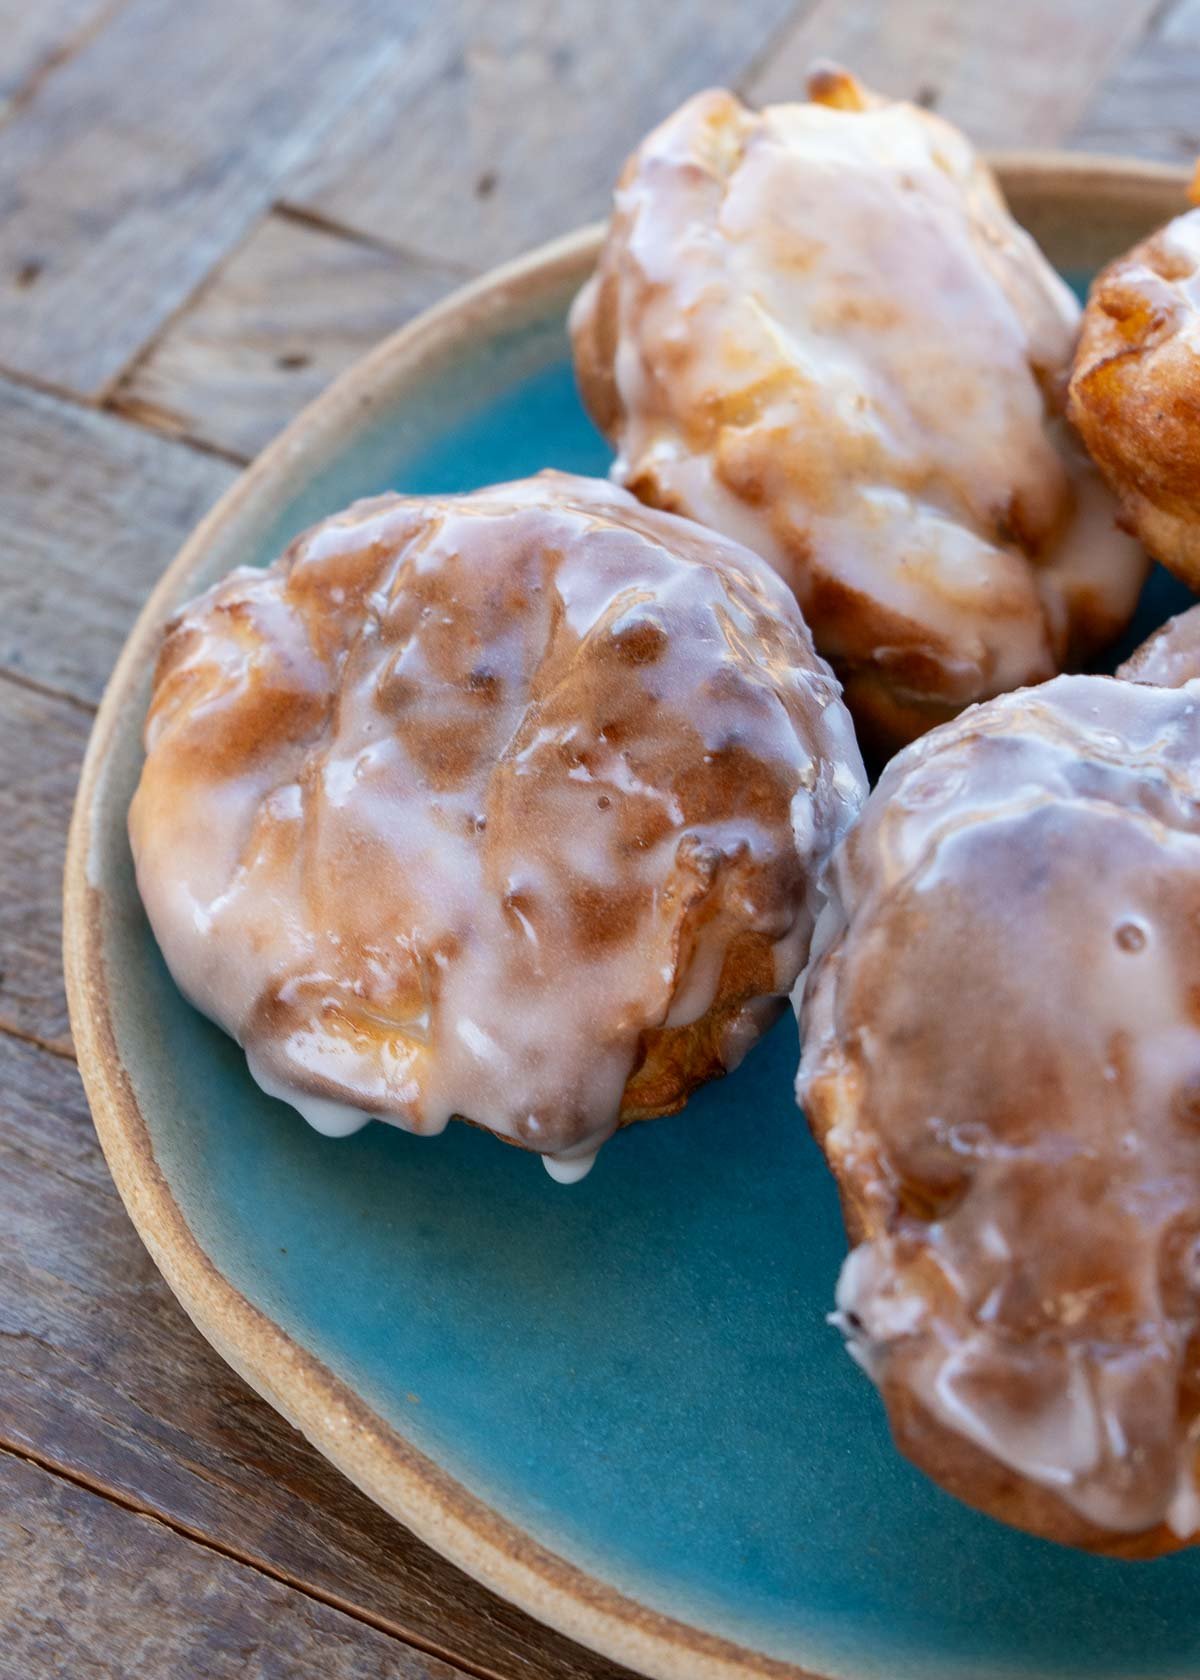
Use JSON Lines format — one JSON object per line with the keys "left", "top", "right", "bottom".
{"left": 801, "top": 672, "right": 1200, "bottom": 1543}
{"left": 570, "top": 71, "right": 1146, "bottom": 748}
{"left": 130, "top": 472, "right": 865, "bottom": 1180}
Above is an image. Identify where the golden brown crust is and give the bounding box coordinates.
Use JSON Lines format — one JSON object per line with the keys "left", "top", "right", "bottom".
{"left": 623, "top": 933, "right": 783, "bottom": 1120}
{"left": 572, "top": 79, "right": 1145, "bottom": 754}
{"left": 881, "top": 1381, "right": 1189, "bottom": 1558}
{"left": 1069, "top": 206, "right": 1200, "bottom": 588}
{"left": 802, "top": 1015, "right": 1183, "bottom": 1554}
{"left": 798, "top": 674, "right": 1200, "bottom": 1553}
{"left": 131, "top": 471, "right": 865, "bottom": 1171}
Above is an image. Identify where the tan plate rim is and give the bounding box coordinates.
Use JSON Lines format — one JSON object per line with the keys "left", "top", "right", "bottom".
{"left": 63, "top": 153, "right": 1191, "bottom": 1680}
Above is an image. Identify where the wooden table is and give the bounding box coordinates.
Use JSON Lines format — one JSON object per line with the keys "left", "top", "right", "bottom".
{"left": 0, "top": 2, "right": 1194, "bottom": 1673}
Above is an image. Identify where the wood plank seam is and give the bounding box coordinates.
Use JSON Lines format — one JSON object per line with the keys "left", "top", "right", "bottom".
{"left": 0, "top": 351, "right": 247, "bottom": 470}
{"left": 0, "top": 357, "right": 114, "bottom": 415}
{"left": 732, "top": 0, "right": 820, "bottom": 98}
{"left": 110, "top": 210, "right": 468, "bottom": 460}
{"left": 0, "top": 1444, "right": 467, "bottom": 1680}
{"left": 89, "top": 199, "right": 294, "bottom": 415}
{"left": 0, "top": 1436, "right": 509, "bottom": 1680}
{"left": 272, "top": 200, "right": 479, "bottom": 278}
{"left": 0, "top": 1018, "right": 77, "bottom": 1063}
{"left": 0, "top": 384, "right": 235, "bottom": 707}
{"left": 0, "top": 665, "right": 98, "bottom": 718}
{"left": 104, "top": 389, "right": 254, "bottom": 466}
{"left": 107, "top": 404, "right": 250, "bottom": 468}
{"left": 0, "top": 0, "right": 421, "bottom": 398}
{"left": 277, "top": 0, "right": 805, "bottom": 273}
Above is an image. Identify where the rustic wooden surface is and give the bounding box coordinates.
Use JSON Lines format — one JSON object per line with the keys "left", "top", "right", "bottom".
{"left": 0, "top": 1, "right": 1191, "bottom": 1674}
{"left": 0, "top": 1448, "right": 469, "bottom": 1680}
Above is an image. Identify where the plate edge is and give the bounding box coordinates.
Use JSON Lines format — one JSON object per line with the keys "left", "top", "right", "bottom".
{"left": 62, "top": 153, "right": 1194, "bottom": 1680}
{"left": 62, "top": 221, "right": 820, "bottom": 1680}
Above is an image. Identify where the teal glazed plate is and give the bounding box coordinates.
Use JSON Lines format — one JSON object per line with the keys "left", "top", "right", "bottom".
{"left": 65, "top": 156, "right": 1200, "bottom": 1680}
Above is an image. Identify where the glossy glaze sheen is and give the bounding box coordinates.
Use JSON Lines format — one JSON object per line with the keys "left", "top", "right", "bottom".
{"left": 65, "top": 162, "right": 1200, "bottom": 1680}
{"left": 129, "top": 473, "right": 863, "bottom": 1180}
{"left": 803, "top": 674, "right": 1200, "bottom": 1547}
{"left": 570, "top": 82, "right": 1146, "bottom": 751}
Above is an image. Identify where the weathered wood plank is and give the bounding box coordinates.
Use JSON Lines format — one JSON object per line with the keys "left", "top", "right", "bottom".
{"left": 113, "top": 212, "right": 460, "bottom": 462}
{"left": 0, "top": 0, "right": 421, "bottom": 397}
{"left": 0, "top": 1447, "right": 469, "bottom": 1679}
{"left": 0, "top": 678, "right": 90, "bottom": 1051}
{"left": 0, "top": 1029, "right": 634, "bottom": 1679}
{"left": 0, "top": 378, "right": 234, "bottom": 706}
{"left": 0, "top": 0, "right": 117, "bottom": 113}
{"left": 1072, "top": 0, "right": 1200, "bottom": 164}
{"left": 282, "top": 0, "right": 807, "bottom": 273}
{"left": 747, "top": 0, "right": 1160, "bottom": 146}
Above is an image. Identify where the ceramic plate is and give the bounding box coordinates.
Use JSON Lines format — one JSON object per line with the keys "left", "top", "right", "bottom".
{"left": 65, "top": 156, "right": 1200, "bottom": 1680}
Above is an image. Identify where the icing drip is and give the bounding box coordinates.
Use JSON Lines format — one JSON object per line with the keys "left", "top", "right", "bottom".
{"left": 571, "top": 76, "right": 1145, "bottom": 746}
{"left": 132, "top": 472, "right": 865, "bottom": 1177}
{"left": 801, "top": 674, "right": 1200, "bottom": 1540}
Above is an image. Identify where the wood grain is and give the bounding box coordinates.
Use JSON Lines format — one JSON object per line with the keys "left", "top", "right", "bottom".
{"left": 0, "top": 377, "right": 234, "bottom": 706}
{"left": 0, "top": 1447, "right": 469, "bottom": 1680}
{"left": 0, "top": 1030, "right": 635, "bottom": 1679}
{"left": 747, "top": 0, "right": 1160, "bottom": 145}
{"left": 114, "top": 212, "right": 460, "bottom": 461}
{"left": 0, "top": 0, "right": 117, "bottom": 113}
{"left": 282, "top": 0, "right": 806, "bottom": 272}
{"left": 0, "top": 2, "right": 1188, "bottom": 1676}
{"left": 0, "top": 0, "right": 420, "bottom": 398}
{"left": 0, "top": 676, "right": 91, "bottom": 1051}
{"left": 1072, "top": 0, "right": 1200, "bottom": 164}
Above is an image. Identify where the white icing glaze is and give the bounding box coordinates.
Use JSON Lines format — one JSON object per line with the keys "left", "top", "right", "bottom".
{"left": 542, "top": 1148, "right": 600, "bottom": 1186}
{"left": 800, "top": 673, "right": 1200, "bottom": 1540}
{"left": 571, "top": 75, "right": 1146, "bottom": 745}
{"left": 132, "top": 472, "right": 865, "bottom": 1178}
{"left": 1119, "top": 603, "right": 1200, "bottom": 689}
{"left": 246, "top": 1049, "right": 372, "bottom": 1138}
